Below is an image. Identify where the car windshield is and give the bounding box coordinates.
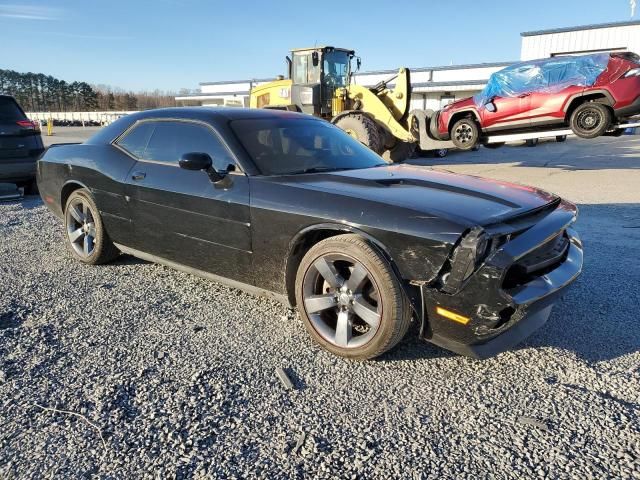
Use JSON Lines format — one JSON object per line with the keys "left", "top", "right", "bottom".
{"left": 0, "top": 97, "right": 27, "bottom": 123}
{"left": 323, "top": 50, "right": 350, "bottom": 87}
{"left": 230, "top": 118, "right": 386, "bottom": 175}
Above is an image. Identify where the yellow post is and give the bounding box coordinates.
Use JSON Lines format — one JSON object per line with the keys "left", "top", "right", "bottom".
{"left": 47, "top": 118, "right": 53, "bottom": 136}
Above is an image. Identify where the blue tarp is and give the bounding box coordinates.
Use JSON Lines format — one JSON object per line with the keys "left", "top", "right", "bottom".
{"left": 474, "top": 53, "right": 610, "bottom": 108}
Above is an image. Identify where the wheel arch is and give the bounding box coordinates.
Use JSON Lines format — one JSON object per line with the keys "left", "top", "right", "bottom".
{"left": 564, "top": 91, "right": 615, "bottom": 121}
{"left": 60, "top": 180, "right": 91, "bottom": 210}
{"left": 284, "top": 224, "right": 399, "bottom": 307}
{"left": 448, "top": 109, "right": 481, "bottom": 134}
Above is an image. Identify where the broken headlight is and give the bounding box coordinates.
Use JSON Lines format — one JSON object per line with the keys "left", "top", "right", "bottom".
{"left": 441, "top": 228, "right": 490, "bottom": 294}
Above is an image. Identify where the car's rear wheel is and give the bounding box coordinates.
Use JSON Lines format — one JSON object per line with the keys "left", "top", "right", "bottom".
{"left": 525, "top": 138, "right": 539, "bottom": 147}
{"left": 484, "top": 142, "right": 505, "bottom": 149}
{"left": 450, "top": 118, "right": 479, "bottom": 150}
{"left": 556, "top": 135, "right": 567, "bottom": 142}
{"left": 64, "top": 189, "right": 119, "bottom": 265}
{"left": 570, "top": 102, "right": 612, "bottom": 139}
{"left": 433, "top": 148, "right": 448, "bottom": 158}
{"left": 295, "top": 234, "right": 412, "bottom": 360}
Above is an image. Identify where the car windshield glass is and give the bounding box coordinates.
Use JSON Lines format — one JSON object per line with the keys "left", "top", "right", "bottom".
{"left": 230, "top": 118, "right": 386, "bottom": 176}
{"left": 323, "top": 50, "right": 350, "bottom": 87}
{"left": 0, "top": 97, "right": 27, "bottom": 123}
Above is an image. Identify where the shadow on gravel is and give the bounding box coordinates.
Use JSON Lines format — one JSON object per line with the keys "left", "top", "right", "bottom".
{"left": 516, "top": 203, "right": 640, "bottom": 363}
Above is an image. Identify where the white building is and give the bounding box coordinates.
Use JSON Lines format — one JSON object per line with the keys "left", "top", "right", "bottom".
{"left": 176, "top": 20, "right": 640, "bottom": 109}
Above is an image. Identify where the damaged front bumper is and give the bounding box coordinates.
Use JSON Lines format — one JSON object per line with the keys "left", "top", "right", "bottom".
{"left": 419, "top": 200, "right": 583, "bottom": 359}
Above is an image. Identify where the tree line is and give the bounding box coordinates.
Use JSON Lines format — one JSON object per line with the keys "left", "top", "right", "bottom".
{"left": 0, "top": 69, "right": 197, "bottom": 112}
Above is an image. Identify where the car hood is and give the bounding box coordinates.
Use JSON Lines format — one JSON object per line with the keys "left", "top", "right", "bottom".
{"left": 275, "top": 164, "right": 558, "bottom": 227}
{"left": 442, "top": 96, "right": 475, "bottom": 112}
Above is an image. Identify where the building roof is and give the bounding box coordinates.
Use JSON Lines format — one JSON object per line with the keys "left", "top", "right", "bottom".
{"left": 521, "top": 20, "right": 640, "bottom": 37}
{"left": 199, "top": 61, "right": 515, "bottom": 86}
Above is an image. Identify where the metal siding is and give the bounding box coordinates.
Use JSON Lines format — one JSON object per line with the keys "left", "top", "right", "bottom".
{"left": 521, "top": 25, "right": 640, "bottom": 59}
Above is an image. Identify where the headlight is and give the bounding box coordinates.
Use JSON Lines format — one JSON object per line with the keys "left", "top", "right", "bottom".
{"left": 624, "top": 68, "right": 640, "bottom": 78}
{"left": 441, "top": 228, "right": 490, "bottom": 294}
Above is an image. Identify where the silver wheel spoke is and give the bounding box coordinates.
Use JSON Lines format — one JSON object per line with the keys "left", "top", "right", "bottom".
{"left": 352, "top": 295, "right": 381, "bottom": 328}
{"left": 86, "top": 223, "right": 96, "bottom": 238}
{"left": 345, "top": 263, "right": 368, "bottom": 292}
{"left": 335, "top": 310, "right": 352, "bottom": 347}
{"left": 313, "top": 257, "right": 342, "bottom": 288}
{"left": 304, "top": 294, "right": 336, "bottom": 313}
{"left": 68, "top": 227, "right": 84, "bottom": 243}
{"left": 83, "top": 235, "right": 92, "bottom": 255}
{"left": 69, "top": 205, "right": 84, "bottom": 223}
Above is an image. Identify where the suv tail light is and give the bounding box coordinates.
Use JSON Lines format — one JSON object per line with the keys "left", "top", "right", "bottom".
{"left": 624, "top": 68, "right": 640, "bottom": 78}
{"left": 16, "top": 120, "right": 40, "bottom": 131}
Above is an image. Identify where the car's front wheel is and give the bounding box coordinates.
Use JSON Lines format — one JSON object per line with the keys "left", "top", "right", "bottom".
{"left": 295, "top": 234, "right": 412, "bottom": 360}
{"left": 64, "top": 189, "right": 119, "bottom": 265}
{"left": 570, "top": 102, "right": 612, "bottom": 139}
{"left": 450, "top": 118, "right": 479, "bottom": 150}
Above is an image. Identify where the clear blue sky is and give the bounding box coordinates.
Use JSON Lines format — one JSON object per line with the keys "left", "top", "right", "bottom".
{"left": 0, "top": 0, "right": 636, "bottom": 92}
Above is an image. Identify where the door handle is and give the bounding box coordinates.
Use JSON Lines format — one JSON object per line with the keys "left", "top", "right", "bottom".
{"left": 518, "top": 93, "right": 531, "bottom": 98}
{"left": 131, "top": 171, "right": 146, "bottom": 181}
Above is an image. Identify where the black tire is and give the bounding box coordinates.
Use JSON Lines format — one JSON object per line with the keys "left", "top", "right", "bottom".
{"left": 433, "top": 148, "right": 448, "bottom": 158}
{"left": 484, "top": 142, "right": 505, "bottom": 149}
{"left": 525, "top": 138, "right": 539, "bottom": 147}
{"left": 450, "top": 117, "right": 479, "bottom": 150}
{"left": 63, "top": 189, "right": 120, "bottom": 265}
{"left": 382, "top": 141, "right": 417, "bottom": 163}
{"left": 569, "top": 102, "right": 612, "bottom": 139}
{"left": 334, "top": 113, "right": 384, "bottom": 154}
{"left": 604, "top": 128, "right": 625, "bottom": 137}
{"left": 295, "top": 234, "right": 412, "bottom": 360}
{"left": 556, "top": 135, "right": 567, "bottom": 142}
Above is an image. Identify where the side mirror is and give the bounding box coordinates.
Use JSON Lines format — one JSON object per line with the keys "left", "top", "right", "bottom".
{"left": 356, "top": 57, "right": 362, "bottom": 71}
{"left": 484, "top": 101, "right": 496, "bottom": 113}
{"left": 311, "top": 51, "right": 319, "bottom": 66}
{"left": 179, "top": 152, "right": 212, "bottom": 171}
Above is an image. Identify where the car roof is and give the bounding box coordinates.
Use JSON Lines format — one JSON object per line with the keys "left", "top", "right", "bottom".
{"left": 130, "top": 106, "right": 318, "bottom": 126}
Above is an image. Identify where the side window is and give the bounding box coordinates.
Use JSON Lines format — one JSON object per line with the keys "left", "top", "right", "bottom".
{"left": 142, "top": 121, "right": 236, "bottom": 170}
{"left": 116, "top": 122, "right": 154, "bottom": 157}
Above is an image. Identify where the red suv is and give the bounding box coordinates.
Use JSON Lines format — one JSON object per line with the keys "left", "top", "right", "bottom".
{"left": 432, "top": 52, "right": 640, "bottom": 150}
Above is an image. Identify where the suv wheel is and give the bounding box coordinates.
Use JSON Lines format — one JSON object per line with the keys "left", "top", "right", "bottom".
{"left": 64, "top": 189, "right": 119, "bottom": 265}
{"left": 295, "top": 234, "right": 412, "bottom": 360}
{"left": 570, "top": 102, "right": 612, "bottom": 139}
{"left": 450, "top": 118, "right": 479, "bottom": 150}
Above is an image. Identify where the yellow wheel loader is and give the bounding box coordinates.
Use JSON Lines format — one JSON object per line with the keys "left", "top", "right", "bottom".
{"left": 249, "top": 46, "right": 452, "bottom": 162}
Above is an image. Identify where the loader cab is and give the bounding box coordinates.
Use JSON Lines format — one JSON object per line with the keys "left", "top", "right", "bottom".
{"left": 288, "top": 47, "right": 356, "bottom": 117}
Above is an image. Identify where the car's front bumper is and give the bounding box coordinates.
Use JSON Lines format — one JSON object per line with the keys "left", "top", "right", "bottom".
{"left": 420, "top": 201, "right": 583, "bottom": 359}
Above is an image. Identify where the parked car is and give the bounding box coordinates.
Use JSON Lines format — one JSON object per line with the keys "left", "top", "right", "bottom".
{"left": 0, "top": 95, "right": 44, "bottom": 191}
{"left": 433, "top": 52, "right": 640, "bottom": 150}
{"left": 37, "top": 108, "right": 583, "bottom": 360}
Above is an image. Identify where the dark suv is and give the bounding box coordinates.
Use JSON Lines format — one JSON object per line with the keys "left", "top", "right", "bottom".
{"left": 433, "top": 52, "right": 640, "bottom": 150}
{"left": 0, "top": 95, "right": 44, "bottom": 190}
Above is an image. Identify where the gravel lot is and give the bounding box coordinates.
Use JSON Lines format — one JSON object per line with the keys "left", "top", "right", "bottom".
{"left": 1, "top": 129, "right": 639, "bottom": 478}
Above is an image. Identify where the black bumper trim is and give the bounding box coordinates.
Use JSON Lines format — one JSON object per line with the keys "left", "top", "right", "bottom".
{"left": 428, "top": 304, "right": 553, "bottom": 359}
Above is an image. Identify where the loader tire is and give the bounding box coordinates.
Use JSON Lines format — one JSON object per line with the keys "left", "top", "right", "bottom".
{"left": 335, "top": 114, "right": 384, "bottom": 155}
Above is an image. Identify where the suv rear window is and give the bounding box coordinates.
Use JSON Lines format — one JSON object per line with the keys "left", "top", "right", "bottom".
{"left": 0, "top": 97, "right": 27, "bottom": 123}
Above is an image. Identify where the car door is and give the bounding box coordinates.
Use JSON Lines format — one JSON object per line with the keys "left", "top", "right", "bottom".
{"left": 480, "top": 95, "right": 531, "bottom": 132}
{"left": 118, "top": 119, "right": 253, "bottom": 285}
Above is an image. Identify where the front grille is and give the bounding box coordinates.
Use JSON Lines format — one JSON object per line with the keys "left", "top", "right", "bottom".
{"left": 503, "top": 231, "right": 569, "bottom": 289}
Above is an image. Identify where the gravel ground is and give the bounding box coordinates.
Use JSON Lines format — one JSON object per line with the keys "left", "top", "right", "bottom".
{"left": 1, "top": 132, "right": 639, "bottom": 478}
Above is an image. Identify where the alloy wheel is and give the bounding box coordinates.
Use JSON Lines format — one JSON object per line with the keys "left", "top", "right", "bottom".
{"left": 302, "top": 253, "right": 382, "bottom": 349}
{"left": 66, "top": 198, "right": 96, "bottom": 258}
{"left": 454, "top": 123, "right": 474, "bottom": 144}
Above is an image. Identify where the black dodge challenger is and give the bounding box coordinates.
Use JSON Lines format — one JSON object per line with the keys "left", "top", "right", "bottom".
{"left": 37, "top": 108, "right": 583, "bottom": 360}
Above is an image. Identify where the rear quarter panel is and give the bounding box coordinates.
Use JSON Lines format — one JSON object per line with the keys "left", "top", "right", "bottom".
{"left": 38, "top": 144, "right": 137, "bottom": 243}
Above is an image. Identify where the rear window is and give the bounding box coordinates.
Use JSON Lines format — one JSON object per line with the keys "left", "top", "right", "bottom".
{"left": 0, "top": 97, "right": 27, "bottom": 123}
